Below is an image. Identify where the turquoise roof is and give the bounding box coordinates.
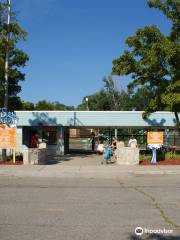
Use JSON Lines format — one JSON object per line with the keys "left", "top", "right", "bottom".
{"left": 15, "top": 111, "right": 179, "bottom": 128}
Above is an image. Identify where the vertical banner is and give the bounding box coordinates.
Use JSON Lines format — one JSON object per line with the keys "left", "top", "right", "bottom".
{"left": 0, "top": 124, "right": 16, "bottom": 149}
{"left": 147, "top": 132, "right": 163, "bottom": 165}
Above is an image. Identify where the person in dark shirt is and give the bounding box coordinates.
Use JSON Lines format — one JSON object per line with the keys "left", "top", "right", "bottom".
{"left": 31, "top": 134, "right": 39, "bottom": 148}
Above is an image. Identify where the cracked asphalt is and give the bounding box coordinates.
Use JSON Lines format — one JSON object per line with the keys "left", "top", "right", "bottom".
{"left": 0, "top": 174, "right": 180, "bottom": 240}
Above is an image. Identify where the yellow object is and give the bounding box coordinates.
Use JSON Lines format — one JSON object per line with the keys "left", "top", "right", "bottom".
{"left": 147, "top": 132, "right": 163, "bottom": 145}
{"left": 13, "top": 148, "right": 16, "bottom": 164}
{"left": 0, "top": 124, "right": 16, "bottom": 148}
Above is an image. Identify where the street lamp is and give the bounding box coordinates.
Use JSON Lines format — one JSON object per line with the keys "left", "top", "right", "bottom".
{"left": 85, "top": 97, "right": 89, "bottom": 111}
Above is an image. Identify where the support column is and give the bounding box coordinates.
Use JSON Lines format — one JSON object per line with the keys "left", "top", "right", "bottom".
{"left": 115, "top": 129, "right": 118, "bottom": 139}
{"left": 16, "top": 127, "right": 23, "bottom": 152}
{"left": 64, "top": 127, "right": 69, "bottom": 154}
{"left": 57, "top": 126, "right": 64, "bottom": 155}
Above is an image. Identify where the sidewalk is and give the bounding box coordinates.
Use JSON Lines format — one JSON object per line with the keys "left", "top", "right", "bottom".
{"left": 1, "top": 164, "right": 180, "bottom": 178}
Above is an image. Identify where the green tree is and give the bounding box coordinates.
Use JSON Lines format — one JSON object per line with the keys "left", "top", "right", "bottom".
{"left": 103, "top": 75, "right": 130, "bottom": 110}
{"left": 0, "top": 1, "right": 29, "bottom": 111}
{"left": 112, "top": 0, "right": 180, "bottom": 130}
{"left": 148, "top": 0, "right": 180, "bottom": 41}
{"left": 35, "top": 100, "right": 56, "bottom": 110}
{"left": 129, "top": 87, "right": 152, "bottom": 111}
{"left": 53, "top": 101, "right": 75, "bottom": 111}
{"left": 78, "top": 90, "right": 112, "bottom": 111}
{"left": 34, "top": 100, "right": 74, "bottom": 111}
{"left": 77, "top": 76, "right": 130, "bottom": 111}
{"left": 21, "top": 101, "right": 35, "bottom": 110}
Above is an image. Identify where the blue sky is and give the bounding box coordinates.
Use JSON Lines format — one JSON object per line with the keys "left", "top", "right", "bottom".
{"left": 13, "top": 0, "right": 171, "bottom": 106}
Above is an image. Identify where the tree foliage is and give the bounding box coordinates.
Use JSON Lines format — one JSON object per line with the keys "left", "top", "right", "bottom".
{"left": 103, "top": 76, "right": 130, "bottom": 110}
{"left": 148, "top": 0, "right": 180, "bottom": 41}
{"left": 21, "top": 100, "right": 74, "bottom": 111}
{"left": 77, "top": 76, "right": 130, "bottom": 111}
{"left": 0, "top": 1, "right": 29, "bottom": 110}
{"left": 128, "top": 87, "right": 152, "bottom": 111}
{"left": 112, "top": 0, "right": 180, "bottom": 129}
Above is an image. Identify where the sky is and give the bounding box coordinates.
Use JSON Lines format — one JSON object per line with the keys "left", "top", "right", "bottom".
{"left": 12, "top": 0, "right": 171, "bottom": 107}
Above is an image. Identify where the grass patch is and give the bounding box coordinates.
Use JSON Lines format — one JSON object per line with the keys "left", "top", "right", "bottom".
{"left": 140, "top": 150, "right": 180, "bottom": 161}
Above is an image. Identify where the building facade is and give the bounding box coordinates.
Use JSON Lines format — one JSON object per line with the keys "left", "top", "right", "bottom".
{"left": 14, "top": 111, "right": 179, "bottom": 157}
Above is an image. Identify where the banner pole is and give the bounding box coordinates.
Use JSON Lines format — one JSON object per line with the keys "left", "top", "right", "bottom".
{"left": 13, "top": 148, "right": 15, "bottom": 164}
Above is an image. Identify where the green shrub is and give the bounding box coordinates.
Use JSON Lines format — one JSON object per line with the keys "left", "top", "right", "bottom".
{"left": 165, "top": 151, "right": 180, "bottom": 160}
{"left": 140, "top": 150, "right": 180, "bottom": 161}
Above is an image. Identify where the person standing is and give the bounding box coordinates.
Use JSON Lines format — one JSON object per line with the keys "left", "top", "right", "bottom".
{"left": 31, "top": 134, "right": 39, "bottom": 148}
{"left": 97, "top": 141, "right": 104, "bottom": 155}
{"left": 111, "top": 137, "right": 117, "bottom": 151}
{"left": 111, "top": 137, "right": 117, "bottom": 161}
{"left": 91, "top": 136, "right": 95, "bottom": 152}
{"left": 128, "top": 135, "right": 137, "bottom": 148}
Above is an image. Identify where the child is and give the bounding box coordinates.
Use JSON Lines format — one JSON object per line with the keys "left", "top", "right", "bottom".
{"left": 102, "top": 146, "right": 113, "bottom": 164}
{"left": 97, "top": 141, "right": 104, "bottom": 155}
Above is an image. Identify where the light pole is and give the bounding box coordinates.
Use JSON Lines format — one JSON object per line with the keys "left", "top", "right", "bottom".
{"left": 85, "top": 97, "right": 89, "bottom": 111}
{"left": 4, "top": 0, "right": 11, "bottom": 110}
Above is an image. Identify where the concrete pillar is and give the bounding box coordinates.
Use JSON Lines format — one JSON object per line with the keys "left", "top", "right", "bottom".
{"left": 15, "top": 127, "right": 23, "bottom": 152}
{"left": 22, "top": 146, "right": 29, "bottom": 165}
{"left": 56, "top": 126, "right": 64, "bottom": 155}
{"left": 116, "top": 144, "right": 139, "bottom": 165}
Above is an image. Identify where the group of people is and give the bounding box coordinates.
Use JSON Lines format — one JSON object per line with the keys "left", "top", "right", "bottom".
{"left": 31, "top": 132, "right": 137, "bottom": 154}
{"left": 96, "top": 137, "right": 117, "bottom": 155}
{"left": 93, "top": 135, "right": 137, "bottom": 157}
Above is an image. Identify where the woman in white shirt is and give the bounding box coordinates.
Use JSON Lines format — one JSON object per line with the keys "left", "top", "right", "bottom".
{"left": 97, "top": 141, "right": 104, "bottom": 154}
{"left": 128, "top": 135, "right": 137, "bottom": 148}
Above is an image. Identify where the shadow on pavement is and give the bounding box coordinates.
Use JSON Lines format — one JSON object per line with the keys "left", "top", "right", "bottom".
{"left": 45, "top": 151, "right": 100, "bottom": 165}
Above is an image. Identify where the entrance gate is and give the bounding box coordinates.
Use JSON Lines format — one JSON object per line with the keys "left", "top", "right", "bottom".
{"left": 68, "top": 128, "right": 94, "bottom": 153}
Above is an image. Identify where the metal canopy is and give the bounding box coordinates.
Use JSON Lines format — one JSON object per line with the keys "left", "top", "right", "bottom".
{"left": 15, "top": 111, "right": 179, "bottom": 128}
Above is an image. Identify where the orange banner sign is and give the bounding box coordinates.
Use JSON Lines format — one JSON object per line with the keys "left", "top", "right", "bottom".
{"left": 0, "top": 125, "right": 16, "bottom": 148}
{"left": 147, "top": 132, "right": 163, "bottom": 145}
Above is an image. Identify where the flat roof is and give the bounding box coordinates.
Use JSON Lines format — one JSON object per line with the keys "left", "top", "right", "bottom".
{"left": 15, "top": 111, "right": 179, "bottom": 128}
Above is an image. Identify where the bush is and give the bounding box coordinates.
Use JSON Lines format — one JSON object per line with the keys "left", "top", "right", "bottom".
{"left": 165, "top": 151, "right": 180, "bottom": 160}
{"left": 140, "top": 150, "right": 180, "bottom": 161}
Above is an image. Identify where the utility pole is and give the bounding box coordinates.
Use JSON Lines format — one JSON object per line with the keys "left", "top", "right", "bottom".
{"left": 2, "top": 0, "right": 11, "bottom": 162}
{"left": 4, "top": 0, "right": 11, "bottom": 110}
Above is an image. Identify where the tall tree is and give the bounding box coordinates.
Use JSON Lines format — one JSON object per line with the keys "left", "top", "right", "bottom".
{"left": 112, "top": 0, "right": 180, "bottom": 130}
{"left": 0, "top": 1, "right": 29, "bottom": 111}
{"left": 103, "top": 76, "right": 118, "bottom": 110}
{"left": 77, "top": 76, "right": 130, "bottom": 111}
{"left": 148, "top": 0, "right": 180, "bottom": 41}
{"left": 103, "top": 75, "right": 130, "bottom": 110}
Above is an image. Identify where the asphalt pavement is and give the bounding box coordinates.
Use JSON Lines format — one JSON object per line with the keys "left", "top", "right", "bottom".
{"left": 0, "top": 164, "right": 180, "bottom": 179}
{"left": 0, "top": 155, "right": 180, "bottom": 240}
{"left": 0, "top": 174, "right": 180, "bottom": 240}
